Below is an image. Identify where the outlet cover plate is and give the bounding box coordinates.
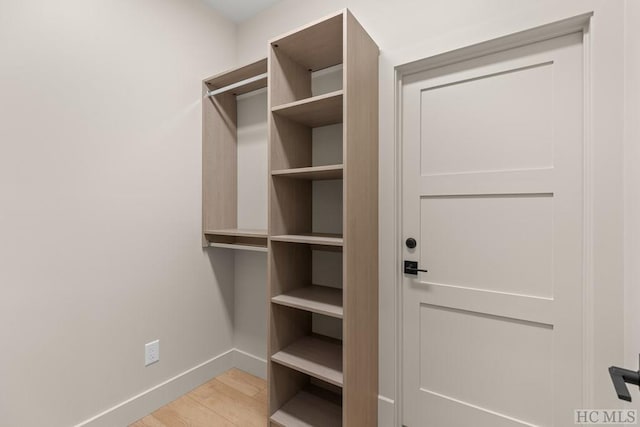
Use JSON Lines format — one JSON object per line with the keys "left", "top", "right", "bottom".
{"left": 145, "top": 340, "right": 159, "bottom": 366}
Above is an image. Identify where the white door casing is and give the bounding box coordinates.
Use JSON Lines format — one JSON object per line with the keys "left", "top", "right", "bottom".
{"left": 401, "top": 26, "right": 587, "bottom": 427}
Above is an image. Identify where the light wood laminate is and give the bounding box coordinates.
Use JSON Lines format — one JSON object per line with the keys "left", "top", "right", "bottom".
{"left": 202, "top": 89, "right": 237, "bottom": 247}
{"left": 209, "top": 243, "right": 268, "bottom": 252}
{"left": 272, "top": 90, "right": 343, "bottom": 128}
{"left": 269, "top": 11, "right": 344, "bottom": 72}
{"left": 204, "top": 228, "right": 267, "bottom": 238}
{"left": 272, "top": 285, "right": 343, "bottom": 318}
{"left": 342, "top": 10, "right": 380, "bottom": 426}
{"left": 270, "top": 44, "right": 312, "bottom": 107}
{"left": 271, "top": 335, "right": 343, "bottom": 387}
{"left": 202, "top": 58, "right": 269, "bottom": 246}
{"left": 272, "top": 164, "right": 343, "bottom": 180}
{"left": 270, "top": 389, "right": 342, "bottom": 427}
{"left": 204, "top": 58, "right": 268, "bottom": 95}
{"left": 270, "top": 233, "right": 343, "bottom": 247}
{"left": 267, "top": 9, "right": 379, "bottom": 426}
{"left": 205, "top": 229, "right": 268, "bottom": 249}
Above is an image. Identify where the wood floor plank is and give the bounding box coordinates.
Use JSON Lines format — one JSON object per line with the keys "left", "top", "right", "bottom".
{"left": 128, "top": 369, "right": 267, "bottom": 427}
{"left": 151, "top": 395, "right": 234, "bottom": 427}
{"left": 130, "top": 415, "right": 167, "bottom": 427}
{"left": 189, "top": 378, "right": 267, "bottom": 427}
{"left": 215, "top": 368, "right": 266, "bottom": 397}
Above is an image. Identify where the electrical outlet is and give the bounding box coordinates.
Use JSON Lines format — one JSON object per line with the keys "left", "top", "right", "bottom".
{"left": 145, "top": 340, "right": 159, "bottom": 366}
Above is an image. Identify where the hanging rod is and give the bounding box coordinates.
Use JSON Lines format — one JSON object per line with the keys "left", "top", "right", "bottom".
{"left": 205, "top": 72, "right": 268, "bottom": 97}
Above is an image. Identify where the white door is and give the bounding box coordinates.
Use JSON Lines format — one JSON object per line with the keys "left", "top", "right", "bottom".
{"left": 402, "top": 31, "right": 584, "bottom": 426}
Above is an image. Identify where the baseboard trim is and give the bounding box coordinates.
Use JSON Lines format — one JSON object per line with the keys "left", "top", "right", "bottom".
{"left": 233, "top": 348, "right": 267, "bottom": 379}
{"left": 74, "top": 349, "right": 235, "bottom": 427}
{"left": 76, "top": 348, "right": 387, "bottom": 427}
{"left": 379, "top": 394, "right": 396, "bottom": 426}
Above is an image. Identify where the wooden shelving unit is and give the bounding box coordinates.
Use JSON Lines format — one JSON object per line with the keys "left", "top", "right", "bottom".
{"left": 268, "top": 9, "right": 379, "bottom": 426}
{"left": 202, "top": 58, "right": 268, "bottom": 250}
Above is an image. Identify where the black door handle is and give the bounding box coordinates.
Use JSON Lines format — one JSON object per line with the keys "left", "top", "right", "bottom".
{"left": 609, "top": 355, "right": 640, "bottom": 402}
{"left": 404, "top": 260, "right": 427, "bottom": 275}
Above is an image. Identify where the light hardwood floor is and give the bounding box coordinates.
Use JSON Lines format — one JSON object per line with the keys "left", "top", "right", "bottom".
{"left": 129, "top": 369, "right": 267, "bottom": 427}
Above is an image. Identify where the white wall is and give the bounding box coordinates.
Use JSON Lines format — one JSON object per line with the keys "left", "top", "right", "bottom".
{"left": 625, "top": 0, "right": 640, "bottom": 409}
{"left": 236, "top": 0, "right": 633, "bottom": 419}
{"left": 0, "top": 1, "right": 236, "bottom": 426}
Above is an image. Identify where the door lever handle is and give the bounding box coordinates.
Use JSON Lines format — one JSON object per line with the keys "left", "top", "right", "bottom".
{"left": 609, "top": 356, "right": 640, "bottom": 402}
{"left": 404, "top": 260, "right": 427, "bottom": 275}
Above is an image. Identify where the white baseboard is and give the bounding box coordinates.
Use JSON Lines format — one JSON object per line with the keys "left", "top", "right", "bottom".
{"left": 379, "top": 394, "right": 396, "bottom": 426}
{"left": 76, "top": 348, "right": 388, "bottom": 427}
{"left": 74, "top": 349, "right": 235, "bottom": 427}
{"left": 233, "top": 348, "right": 267, "bottom": 379}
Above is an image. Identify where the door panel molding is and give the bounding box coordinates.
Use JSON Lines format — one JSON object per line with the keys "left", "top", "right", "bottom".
{"left": 390, "top": 8, "right": 625, "bottom": 425}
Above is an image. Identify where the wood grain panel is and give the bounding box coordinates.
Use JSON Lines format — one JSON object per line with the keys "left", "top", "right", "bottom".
{"left": 270, "top": 115, "right": 312, "bottom": 171}
{"left": 202, "top": 89, "right": 237, "bottom": 247}
{"left": 342, "top": 10, "right": 380, "bottom": 427}
{"left": 270, "top": 46, "right": 311, "bottom": 107}
{"left": 269, "top": 11, "right": 344, "bottom": 72}
{"left": 270, "top": 178, "right": 312, "bottom": 236}
{"left": 204, "top": 58, "right": 268, "bottom": 91}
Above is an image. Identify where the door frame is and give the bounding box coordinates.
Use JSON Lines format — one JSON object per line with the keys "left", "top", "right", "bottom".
{"left": 380, "top": 3, "right": 626, "bottom": 426}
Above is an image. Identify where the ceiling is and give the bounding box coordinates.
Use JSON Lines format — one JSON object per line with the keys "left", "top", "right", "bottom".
{"left": 203, "top": 0, "right": 280, "bottom": 22}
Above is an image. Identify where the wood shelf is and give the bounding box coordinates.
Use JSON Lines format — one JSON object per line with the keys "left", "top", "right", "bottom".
{"left": 270, "top": 389, "right": 342, "bottom": 427}
{"left": 208, "top": 243, "right": 268, "bottom": 252}
{"left": 204, "top": 58, "right": 267, "bottom": 96}
{"left": 205, "top": 229, "right": 268, "bottom": 249}
{"left": 204, "top": 228, "right": 267, "bottom": 238}
{"left": 272, "top": 90, "right": 343, "bottom": 127}
{"left": 271, "top": 336, "right": 343, "bottom": 387}
{"left": 270, "top": 233, "right": 343, "bottom": 247}
{"left": 272, "top": 164, "right": 343, "bottom": 180}
{"left": 272, "top": 285, "right": 343, "bottom": 318}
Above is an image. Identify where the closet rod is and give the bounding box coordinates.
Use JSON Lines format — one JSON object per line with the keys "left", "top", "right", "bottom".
{"left": 205, "top": 73, "right": 268, "bottom": 97}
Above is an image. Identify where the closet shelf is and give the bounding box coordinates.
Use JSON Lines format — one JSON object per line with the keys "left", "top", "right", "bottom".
{"left": 208, "top": 243, "right": 268, "bottom": 252}
{"left": 271, "top": 335, "right": 343, "bottom": 387}
{"left": 204, "top": 228, "right": 267, "bottom": 238}
{"left": 270, "top": 389, "right": 343, "bottom": 427}
{"left": 203, "top": 58, "right": 268, "bottom": 96}
{"left": 272, "top": 285, "right": 343, "bottom": 318}
{"left": 205, "top": 229, "right": 268, "bottom": 250}
{"left": 270, "top": 233, "right": 343, "bottom": 247}
{"left": 271, "top": 90, "right": 343, "bottom": 127}
{"left": 272, "top": 164, "right": 343, "bottom": 180}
